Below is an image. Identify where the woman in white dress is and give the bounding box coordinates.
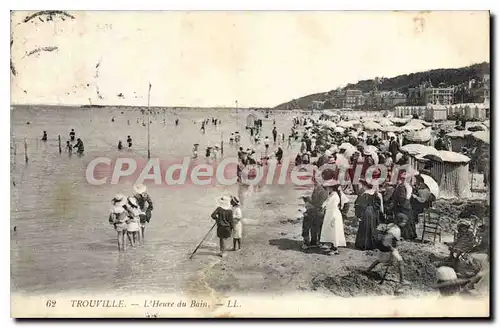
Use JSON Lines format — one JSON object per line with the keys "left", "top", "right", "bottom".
{"left": 320, "top": 179, "right": 347, "bottom": 255}
{"left": 231, "top": 196, "right": 243, "bottom": 251}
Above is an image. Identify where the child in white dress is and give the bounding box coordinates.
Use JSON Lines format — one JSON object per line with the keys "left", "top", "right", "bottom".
{"left": 231, "top": 196, "right": 243, "bottom": 251}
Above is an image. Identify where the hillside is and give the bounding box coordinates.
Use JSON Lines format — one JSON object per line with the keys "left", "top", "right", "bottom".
{"left": 274, "top": 62, "right": 490, "bottom": 110}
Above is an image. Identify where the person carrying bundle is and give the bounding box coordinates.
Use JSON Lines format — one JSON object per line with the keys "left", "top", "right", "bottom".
{"left": 133, "top": 184, "right": 154, "bottom": 243}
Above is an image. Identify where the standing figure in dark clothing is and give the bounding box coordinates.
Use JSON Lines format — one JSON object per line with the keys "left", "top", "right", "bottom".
{"left": 355, "top": 180, "right": 384, "bottom": 250}
{"left": 42, "top": 131, "right": 48, "bottom": 141}
{"left": 127, "top": 136, "right": 132, "bottom": 148}
{"left": 117, "top": 140, "right": 123, "bottom": 150}
{"left": 275, "top": 146, "right": 283, "bottom": 164}
{"left": 391, "top": 171, "right": 417, "bottom": 240}
{"left": 272, "top": 127, "right": 278, "bottom": 143}
{"left": 175, "top": 118, "right": 179, "bottom": 126}
{"left": 211, "top": 196, "right": 234, "bottom": 258}
{"left": 69, "top": 129, "right": 76, "bottom": 142}
{"left": 389, "top": 136, "right": 400, "bottom": 162}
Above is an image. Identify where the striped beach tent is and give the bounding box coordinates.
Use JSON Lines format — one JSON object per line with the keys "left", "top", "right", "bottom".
{"left": 428, "top": 151, "right": 471, "bottom": 199}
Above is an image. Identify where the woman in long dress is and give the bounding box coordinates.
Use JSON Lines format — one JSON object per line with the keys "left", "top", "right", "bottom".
{"left": 355, "top": 180, "right": 384, "bottom": 250}
{"left": 320, "top": 180, "right": 346, "bottom": 255}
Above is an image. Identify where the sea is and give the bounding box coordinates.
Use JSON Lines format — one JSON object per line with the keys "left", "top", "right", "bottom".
{"left": 10, "top": 105, "right": 302, "bottom": 295}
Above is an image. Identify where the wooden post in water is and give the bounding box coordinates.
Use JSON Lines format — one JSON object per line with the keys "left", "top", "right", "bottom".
{"left": 147, "top": 82, "right": 152, "bottom": 159}
{"left": 220, "top": 132, "right": 224, "bottom": 157}
{"left": 58, "top": 135, "right": 62, "bottom": 154}
{"left": 236, "top": 100, "right": 239, "bottom": 126}
{"left": 24, "top": 137, "right": 28, "bottom": 163}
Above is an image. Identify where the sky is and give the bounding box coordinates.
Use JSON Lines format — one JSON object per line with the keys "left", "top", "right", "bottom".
{"left": 10, "top": 11, "right": 490, "bottom": 108}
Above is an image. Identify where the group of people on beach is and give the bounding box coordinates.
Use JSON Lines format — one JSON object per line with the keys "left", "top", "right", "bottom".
{"left": 108, "top": 184, "right": 154, "bottom": 251}
{"left": 41, "top": 128, "right": 84, "bottom": 155}
{"left": 291, "top": 113, "right": 489, "bottom": 294}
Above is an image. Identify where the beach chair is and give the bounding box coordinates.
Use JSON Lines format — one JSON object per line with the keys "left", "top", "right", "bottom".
{"left": 421, "top": 208, "right": 444, "bottom": 244}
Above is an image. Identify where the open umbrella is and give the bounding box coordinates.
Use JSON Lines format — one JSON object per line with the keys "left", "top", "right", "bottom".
{"left": 419, "top": 174, "right": 439, "bottom": 199}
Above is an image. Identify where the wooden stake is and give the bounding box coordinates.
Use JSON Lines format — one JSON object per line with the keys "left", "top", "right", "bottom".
{"left": 24, "top": 137, "right": 28, "bottom": 163}
{"left": 58, "top": 135, "right": 62, "bottom": 153}
{"left": 147, "top": 82, "right": 152, "bottom": 159}
{"left": 220, "top": 132, "right": 224, "bottom": 157}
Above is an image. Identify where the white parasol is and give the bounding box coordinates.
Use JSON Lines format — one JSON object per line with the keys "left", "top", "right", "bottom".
{"left": 419, "top": 174, "right": 439, "bottom": 199}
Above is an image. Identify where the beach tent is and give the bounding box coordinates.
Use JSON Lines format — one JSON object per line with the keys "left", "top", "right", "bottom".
{"left": 400, "top": 144, "right": 441, "bottom": 171}
{"left": 428, "top": 151, "right": 471, "bottom": 199}
{"left": 403, "top": 127, "right": 432, "bottom": 145}
{"left": 246, "top": 113, "right": 258, "bottom": 127}
{"left": 446, "top": 131, "right": 472, "bottom": 153}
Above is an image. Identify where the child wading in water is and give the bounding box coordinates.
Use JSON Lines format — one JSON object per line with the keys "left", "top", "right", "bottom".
{"left": 211, "top": 196, "right": 233, "bottom": 258}
{"left": 231, "top": 196, "right": 243, "bottom": 251}
{"left": 125, "top": 196, "right": 142, "bottom": 247}
{"left": 108, "top": 194, "right": 128, "bottom": 252}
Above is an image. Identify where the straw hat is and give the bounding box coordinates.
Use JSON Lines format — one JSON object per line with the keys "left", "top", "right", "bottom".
{"left": 230, "top": 196, "right": 240, "bottom": 206}
{"left": 133, "top": 183, "right": 147, "bottom": 194}
{"left": 111, "top": 194, "right": 127, "bottom": 207}
{"left": 431, "top": 266, "right": 469, "bottom": 288}
{"left": 216, "top": 195, "right": 232, "bottom": 210}
{"left": 111, "top": 194, "right": 127, "bottom": 210}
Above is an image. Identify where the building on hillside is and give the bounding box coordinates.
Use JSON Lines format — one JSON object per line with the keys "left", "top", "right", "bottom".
{"left": 363, "top": 91, "right": 382, "bottom": 108}
{"left": 424, "top": 87, "right": 454, "bottom": 105}
{"left": 335, "top": 89, "right": 364, "bottom": 108}
{"left": 408, "top": 81, "right": 454, "bottom": 106}
{"left": 310, "top": 100, "right": 325, "bottom": 110}
{"left": 381, "top": 91, "right": 407, "bottom": 108}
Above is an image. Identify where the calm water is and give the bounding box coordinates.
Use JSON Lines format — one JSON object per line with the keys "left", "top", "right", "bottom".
{"left": 10, "top": 105, "right": 301, "bottom": 295}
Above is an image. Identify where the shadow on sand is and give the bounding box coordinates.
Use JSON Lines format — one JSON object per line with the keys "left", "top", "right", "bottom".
{"left": 268, "top": 238, "right": 325, "bottom": 255}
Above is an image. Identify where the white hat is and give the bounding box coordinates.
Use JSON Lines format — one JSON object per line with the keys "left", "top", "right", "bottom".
{"left": 111, "top": 194, "right": 127, "bottom": 208}
{"left": 388, "top": 132, "right": 396, "bottom": 138}
{"left": 324, "top": 149, "right": 332, "bottom": 157}
{"left": 329, "top": 145, "right": 339, "bottom": 154}
{"left": 386, "top": 223, "right": 402, "bottom": 240}
{"left": 133, "top": 183, "right": 147, "bottom": 194}
{"left": 216, "top": 195, "right": 232, "bottom": 210}
{"left": 431, "top": 266, "right": 469, "bottom": 288}
{"left": 127, "top": 196, "right": 139, "bottom": 208}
